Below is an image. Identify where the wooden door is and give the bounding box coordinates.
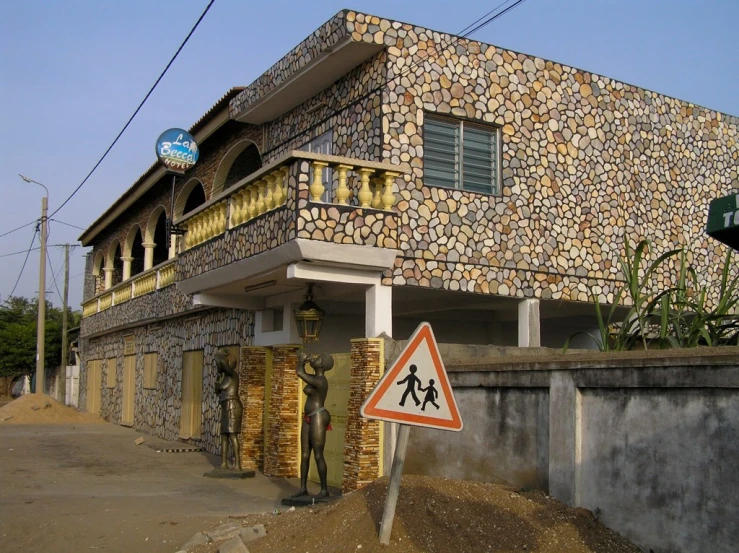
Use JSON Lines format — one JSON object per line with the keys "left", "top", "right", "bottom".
{"left": 308, "top": 353, "right": 350, "bottom": 488}
{"left": 121, "top": 355, "right": 135, "bottom": 426}
{"left": 86, "top": 360, "right": 101, "bottom": 414}
{"left": 180, "top": 350, "right": 203, "bottom": 439}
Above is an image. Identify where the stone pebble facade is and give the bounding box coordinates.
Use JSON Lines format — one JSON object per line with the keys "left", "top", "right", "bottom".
{"left": 80, "top": 308, "right": 254, "bottom": 453}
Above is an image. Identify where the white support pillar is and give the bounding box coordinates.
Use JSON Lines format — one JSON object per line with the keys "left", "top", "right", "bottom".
{"left": 143, "top": 242, "right": 156, "bottom": 270}
{"left": 121, "top": 256, "right": 134, "bottom": 281}
{"left": 518, "top": 298, "right": 541, "bottom": 347}
{"left": 366, "top": 283, "right": 393, "bottom": 338}
{"left": 103, "top": 266, "right": 114, "bottom": 289}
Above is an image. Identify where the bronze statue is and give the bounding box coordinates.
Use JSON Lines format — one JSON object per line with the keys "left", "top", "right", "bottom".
{"left": 215, "top": 348, "right": 242, "bottom": 470}
{"left": 292, "top": 349, "right": 334, "bottom": 499}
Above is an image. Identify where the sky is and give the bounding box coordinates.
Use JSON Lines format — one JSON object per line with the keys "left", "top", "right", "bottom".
{"left": 1, "top": 0, "right": 738, "bottom": 311}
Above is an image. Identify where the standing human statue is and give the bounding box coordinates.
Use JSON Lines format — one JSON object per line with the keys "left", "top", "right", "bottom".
{"left": 292, "top": 349, "right": 334, "bottom": 499}
{"left": 215, "top": 348, "right": 243, "bottom": 470}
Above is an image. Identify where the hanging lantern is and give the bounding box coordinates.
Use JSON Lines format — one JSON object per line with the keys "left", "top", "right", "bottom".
{"left": 293, "top": 284, "right": 325, "bottom": 343}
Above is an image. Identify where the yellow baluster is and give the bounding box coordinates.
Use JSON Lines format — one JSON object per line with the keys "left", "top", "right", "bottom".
{"left": 371, "top": 177, "right": 383, "bottom": 209}
{"left": 247, "top": 184, "right": 258, "bottom": 219}
{"left": 241, "top": 188, "right": 252, "bottom": 222}
{"left": 357, "top": 168, "right": 375, "bottom": 208}
{"left": 264, "top": 174, "right": 275, "bottom": 211}
{"left": 272, "top": 168, "right": 286, "bottom": 207}
{"left": 256, "top": 180, "right": 266, "bottom": 214}
{"left": 231, "top": 194, "right": 242, "bottom": 227}
{"left": 381, "top": 171, "right": 400, "bottom": 210}
{"left": 310, "top": 161, "right": 329, "bottom": 202}
{"left": 334, "top": 164, "right": 353, "bottom": 205}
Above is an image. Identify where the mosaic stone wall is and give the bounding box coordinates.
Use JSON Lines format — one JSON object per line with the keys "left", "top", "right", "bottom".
{"left": 350, "top": 11, "right": 737, "bottom": 305}
{"left": 83, "top": 252, "right": 95, "bottom": 302}
{"left": 344, "top": 338, "right": 384, "bottom": 492}
{"left": 80, "top": 308, "right": 254, "bottom": 455}
{"left": 263, "top": 53, "right": 385, "bottom": 162}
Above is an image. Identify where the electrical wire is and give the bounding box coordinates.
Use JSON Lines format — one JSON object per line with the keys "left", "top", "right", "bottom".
{"left": 47, "top": 249, "right": 64, "bottom": 305}
{"left": 0, "top": 219, "right": 38, "bottom": 240}
{"left": 48, "top": 0, "right": 217, "bottom": 220}
{"left": 50, "top": 219, "right": 86, "bottom": 231}
{"left": 7, "top": 227, "right": 39, "bottom": 299}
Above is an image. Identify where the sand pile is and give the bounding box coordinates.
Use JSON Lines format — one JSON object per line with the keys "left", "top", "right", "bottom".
{"left": 196, "top": 475, "right": 640, "bottom": 553}
{"left": 0, "top": 393, "right": 102, "bottom": 424}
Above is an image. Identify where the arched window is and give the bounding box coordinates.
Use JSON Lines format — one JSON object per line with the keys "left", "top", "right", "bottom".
{"left": 93, "top": 251, "right": 105, "bottom": 294}
{"left": 108, "top": 241, "right": 123, "bottom": 288}
{"left": 152, "top": 211, "right": 169, "bottom": 265}
{"left": 213, "top": 141, "right": 262, "bottom": 195}
{"left": 174, "top": 179, "right": 206, "bottom": 220}
{"left": 130, "top": 229, "right": 145, "bottom": 276}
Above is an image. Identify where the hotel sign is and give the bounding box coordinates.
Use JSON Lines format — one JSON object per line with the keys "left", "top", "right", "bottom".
{"left": 155, "top": 128, "right": 199, "bottom": 174}
{"left": 706, "top": 193, "right": 739, "bottom": 251}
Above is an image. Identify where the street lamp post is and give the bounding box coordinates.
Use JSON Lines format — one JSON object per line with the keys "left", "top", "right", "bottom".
{"left": 19, "top": 174, "right": 49, "bottom": 395}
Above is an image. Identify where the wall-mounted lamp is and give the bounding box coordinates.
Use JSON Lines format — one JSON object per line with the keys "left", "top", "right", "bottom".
{"left": 293, "top": 284, "right": 324, "bottom": 343}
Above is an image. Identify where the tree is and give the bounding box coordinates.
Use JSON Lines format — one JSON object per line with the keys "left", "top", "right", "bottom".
{"left": 0, "top": 296, "right": 80, "bottom": 378}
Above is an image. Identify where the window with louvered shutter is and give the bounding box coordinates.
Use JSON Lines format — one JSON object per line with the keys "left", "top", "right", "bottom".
{"left": 423, "top": 115, "right": 500, "bottom": 195}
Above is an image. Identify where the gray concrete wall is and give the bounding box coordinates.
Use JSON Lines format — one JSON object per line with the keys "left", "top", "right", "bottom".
{"left": 392, "top": 344, "right": 739, "bottom": 553}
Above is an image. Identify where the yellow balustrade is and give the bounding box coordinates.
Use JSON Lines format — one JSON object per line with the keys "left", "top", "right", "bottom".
{"left": 114, "top": 285, "right": 132, "bottom": 305}
{"left": 83, "top": 300, "right": 98, "bottom": 317}
{"left": 99, "top": 293, "right": 112, "bottom": 311}
{"left": 176, "top": 155, "right": 402, "bottom": 253}
{"left": 158, "top": 262, "right": 176, "bottom": 288}
{"left": 133, "top": 273, "right": 156, "bottom": 297}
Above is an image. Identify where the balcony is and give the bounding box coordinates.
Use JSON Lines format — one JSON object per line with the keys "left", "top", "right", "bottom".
{"left": 82, "top": 259, "right": 177, "bottom": 318}
{"left": 175, "top": 151, "right": 405, "bottom": 285}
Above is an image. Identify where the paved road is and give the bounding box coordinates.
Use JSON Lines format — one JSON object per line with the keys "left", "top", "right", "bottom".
{"left": 0, "top": 423, "right": 296, "bottom": 553}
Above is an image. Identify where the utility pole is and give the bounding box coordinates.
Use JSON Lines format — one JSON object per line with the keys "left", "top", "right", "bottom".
{"left": 35, "top": 195, "right": 48, "bottom": 394}
{"left": 20, "top": 174, "right": 49, "bottom": 395}
{"left": 60, "top": 244, "right": 70, "bottom": 405}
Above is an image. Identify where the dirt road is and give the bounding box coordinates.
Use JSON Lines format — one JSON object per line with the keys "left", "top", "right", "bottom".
{"left": 0, "top": 423, "right": 294, "bottom": 553}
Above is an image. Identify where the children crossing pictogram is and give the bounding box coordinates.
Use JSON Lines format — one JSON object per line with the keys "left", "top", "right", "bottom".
{"left": 361, "top": 322, "right": 463, "bottom": 431}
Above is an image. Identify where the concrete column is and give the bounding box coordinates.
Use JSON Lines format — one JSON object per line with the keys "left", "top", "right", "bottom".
{"left": 518, "top": 298, "right": 541, "bottom": 347}
{"left": 548, "top": 370, "right": 582, "bottom": 506}
{"left": 143, "top": 243, "right": 156, "bottom": 270}
{"left": 366, "top": 283, "right": 392, "bottom": 338}
{"left": 121, "top": 256, "right": 134, "bottom": 281}
{"left": 103, "top": 267, "right": 114, "bottom": 289}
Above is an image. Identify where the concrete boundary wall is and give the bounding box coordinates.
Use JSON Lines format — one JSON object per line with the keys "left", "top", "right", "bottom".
{"left": 397, "top": 344, "right": 739, "bottom": 553}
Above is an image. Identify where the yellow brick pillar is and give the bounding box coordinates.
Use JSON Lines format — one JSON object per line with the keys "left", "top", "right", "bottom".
{"left": 343, "top": 338, "right": 384, "bottom": 493}
{"left": 239, "top": 346, "right": 268, "bottom": 471}
{"left": 263, "top": 344, "right": 301, "bottom": 477}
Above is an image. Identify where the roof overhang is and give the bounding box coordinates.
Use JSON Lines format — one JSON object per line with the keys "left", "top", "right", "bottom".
{"left": 232, "top": 38, "right": 384, "bottom": 124}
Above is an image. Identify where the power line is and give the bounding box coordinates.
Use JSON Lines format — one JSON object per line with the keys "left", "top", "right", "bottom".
{"left": 0, "top": 219, "right": 38, "bottom": 240}
{"left": 48, "top": 0, "right": 217, "bottom": 220}
{"left": 50, "top": 218, "right": 86, "bottom": 231}
{"left": 47, "top": 250, "right": 64, "bottom": 305}
{"left": 7, "top": 227, "right": 39, "bottom": 298}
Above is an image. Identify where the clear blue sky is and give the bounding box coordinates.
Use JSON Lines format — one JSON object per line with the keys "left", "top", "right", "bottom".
{"left": 1, "top": 0, "right": 737, "bottom": 310}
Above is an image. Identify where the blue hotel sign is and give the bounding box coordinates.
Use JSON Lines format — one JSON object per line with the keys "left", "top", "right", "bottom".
{"left": 155, "top": 128, "right": 199, "bottom": 174}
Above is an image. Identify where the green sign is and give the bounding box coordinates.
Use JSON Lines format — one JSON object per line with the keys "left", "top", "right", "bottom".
{"left": 706, "top": 193, "right": 739, "bottom": 251}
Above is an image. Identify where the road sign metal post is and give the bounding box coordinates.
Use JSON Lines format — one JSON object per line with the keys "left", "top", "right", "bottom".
{"left": 378, "top": 424, "right": 410, "bottom": 545}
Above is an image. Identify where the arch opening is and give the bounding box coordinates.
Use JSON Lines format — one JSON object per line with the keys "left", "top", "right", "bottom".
{"left": 213, "top": 141, "right": 262, "bottom": 195}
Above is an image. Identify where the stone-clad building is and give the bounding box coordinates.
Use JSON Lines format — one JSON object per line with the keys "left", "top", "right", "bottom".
{"left": 77, "top": 10, "right": 738, "bottom": 492}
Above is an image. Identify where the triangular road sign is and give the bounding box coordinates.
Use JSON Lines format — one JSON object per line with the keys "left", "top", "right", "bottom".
{"left": 361, "top": 322, "right": 463, "bottom": 431}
